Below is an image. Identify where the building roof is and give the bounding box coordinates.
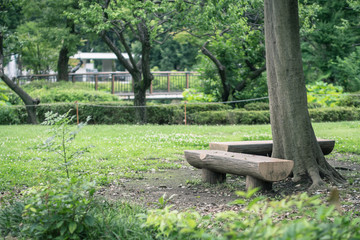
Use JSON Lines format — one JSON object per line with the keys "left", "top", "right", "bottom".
{"left": 70, "top": 52, "right": 129, "bottom": 60}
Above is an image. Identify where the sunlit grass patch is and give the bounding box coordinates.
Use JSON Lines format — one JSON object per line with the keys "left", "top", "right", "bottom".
{"left": 0, "top": 122, "right": 359, "bottom": 190}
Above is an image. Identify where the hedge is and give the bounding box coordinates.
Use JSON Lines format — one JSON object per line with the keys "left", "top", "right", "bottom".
{"left": 1, "top": 104, "right": 359, "bottom": 125}
{"left": 0, "top": 102, "right": 230, "bottom": 125}
{"left": 188, "top": 107, "right": 360, "bottom": 125}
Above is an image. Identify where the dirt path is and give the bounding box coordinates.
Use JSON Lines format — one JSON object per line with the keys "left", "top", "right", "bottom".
{"left": 99, "top": 154, "right": 360, "bottom": 215}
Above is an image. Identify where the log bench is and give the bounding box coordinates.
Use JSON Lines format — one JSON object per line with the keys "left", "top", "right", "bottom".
{"left": 209, "top": 139, "right": 335, "bottom": 156}
{"left": 184, "top": 150, "right": 294, "bottom": 190}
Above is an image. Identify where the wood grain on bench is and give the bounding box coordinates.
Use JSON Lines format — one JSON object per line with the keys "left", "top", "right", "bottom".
{"left": 209, "top": 139, "right": 335, "bottom": 156}
{"left": 184, "top": 150, "right": 294, "bottom": 190}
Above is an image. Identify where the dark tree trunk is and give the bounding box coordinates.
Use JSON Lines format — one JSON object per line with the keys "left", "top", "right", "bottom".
{"left": 201, "top": 43, "right": 230, "bottom": 102}
{"left": 135, "top": 21, "right": 154, "bottom": 123}
{"left": 264, "top": 0, "right": 345, "bottom": 189}
{"left": 0, "top": 33, "right": 39, "bottom": 124}
{"left": 57, "top": 46, "right": 69, "bottom": 81}
{"left": 133, "top": 81, "right": 147, "bottom": 124}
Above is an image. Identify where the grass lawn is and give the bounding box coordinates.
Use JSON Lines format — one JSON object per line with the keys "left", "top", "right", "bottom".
{"left": 0, "top": 121, "right": 359, "bottom": 191}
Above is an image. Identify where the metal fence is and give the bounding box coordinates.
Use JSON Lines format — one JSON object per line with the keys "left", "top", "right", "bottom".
{"left": 16, "top": 71, "right": 200, "bottom": 95}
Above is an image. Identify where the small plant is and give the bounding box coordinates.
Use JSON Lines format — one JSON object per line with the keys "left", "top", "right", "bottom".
{"left": 153, "top": 193, "right": 176, "bottom": 209}
{"left": 39, "top": 111, "right": 92, "bottom": 179}
{"left": 21, "top": 178, "right": 97, "bottom": 239}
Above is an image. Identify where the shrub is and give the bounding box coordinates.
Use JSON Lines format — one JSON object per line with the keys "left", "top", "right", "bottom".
{"left": 338, "top": 93, "right": 360, "bottom": 108}
{"left": 21, "top": 178, "right": 97, "bottom": 239}
{"left": 309, "top": 107, "right": 360, "bottom": 122}
{"left": 29, "top": 89, "right": 119, "bottom": 103}
{"left": 182, "top": 88, "right": 216, "bottom": 102}
{"left": 0, "top": 200, "right": 24, "bottom": 238}
{"left": 1, "top": 104, "right": 359, "bottom": 125}
{"left": 0, "top": 107, "right": 22, "bottom": 124}
{"left": 244, "top": 102, "right": 269, "bottom": 111}
{"left": 189, "top": 110, "right": 270, "bottom": 125}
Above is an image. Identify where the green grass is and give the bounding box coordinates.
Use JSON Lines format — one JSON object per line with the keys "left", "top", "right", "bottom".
{"left": 0, "top": 122, "right": 359, "bottom": 191}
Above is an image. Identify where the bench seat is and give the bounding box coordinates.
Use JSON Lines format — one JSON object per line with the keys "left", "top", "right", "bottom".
{"left": 184, "top": 150, "right": 294, "bottom": 190}
{"left": 209, "top": 139, "right": 335, "bottom": 156}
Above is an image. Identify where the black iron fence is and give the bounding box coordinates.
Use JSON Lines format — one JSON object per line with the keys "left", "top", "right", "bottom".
{"left": 16, "top": 71, "right": 201, "bottom": 95}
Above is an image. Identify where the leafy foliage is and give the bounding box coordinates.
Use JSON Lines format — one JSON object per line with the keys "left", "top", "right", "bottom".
{"left": 180, "top": 0, "right": 267, "bottom": 102}
{"left": 306, "top": 81, "right": 343, "bottom": 107}
{"left": 7, "top": 80, "right": 120, "bottom": 104}
{"left": 16, "top": 22, "right": 58, "bottom": 74}
{"left": 144, "top": 190, "right": 360, "bottom": 240}
{"left": 21, "top": 178, "right": 97, "bottom": 239}
{"left": 300, "top": 0, "right": 360, "bottom": 89}
{"left": 332, "top": 47, "right": 360, "bottom": 92}
{"left": 0, "top": 82, "right": 10, "bottom": 106}
{"left": 182, "top": 88, "right": 216, "bottom": 102}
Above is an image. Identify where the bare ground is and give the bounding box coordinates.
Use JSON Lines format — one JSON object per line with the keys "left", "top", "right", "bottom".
{"left": 98, "top": 153, "right": 360, "bottom": 216}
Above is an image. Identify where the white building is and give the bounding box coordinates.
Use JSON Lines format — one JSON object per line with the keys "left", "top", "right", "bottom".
{"left": 70, "top": 52, "right": 130, "bottom": 73}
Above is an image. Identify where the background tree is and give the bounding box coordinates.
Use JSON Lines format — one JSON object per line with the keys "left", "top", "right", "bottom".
{"left": 150, "top": 37, "right": 198, "bottom": 71}
{"left": 179, "top": 0, "right": 266, "bottom": 102}
{"left": 0, "top": 0, "right": 39, "bottom": 124}
{"left": 264, "top": 0, "right": 345, "bottom": 189}
{"left": 70, "top": 0, "right": 182, "bottom": 123}
{"left": 300, "top": 0, "right": 360, "bottom": 91}
{"left": 21, "top": 0, "right": 82, "bottom": 81}
{"left": 16, "top": 22, "right": 58, "bottom": 74}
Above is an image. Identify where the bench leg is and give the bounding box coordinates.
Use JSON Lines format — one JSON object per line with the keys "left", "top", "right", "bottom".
{"left": 246, "top": 176, "right": 272, "bottom": 191}
{"left": 202, "top": 169, "right": 226, "bottom": 184}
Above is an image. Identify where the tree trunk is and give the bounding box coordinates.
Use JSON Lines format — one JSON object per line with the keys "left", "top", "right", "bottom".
{"left": 133, "top": 72, "right": 147, "bottom": 124}
{"left": 201, "top": 44, "right": 230, "bottom": 102}
{"left": 0, "top": 33, "right": 39, "bottom": 124}
{"left": 57, "top": 46, "right": 69, "bottom": 81}
{"left": 134, "top": 21, "right": 154, "bottom": 124}
{"left": 264, "top": 0, "right": 345, "bottom": 189}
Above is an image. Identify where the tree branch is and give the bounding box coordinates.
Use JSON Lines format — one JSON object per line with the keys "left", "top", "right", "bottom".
{"left": 201, "top": 41, "right": 225, "bottom": 71}
{"left": 111, "top": 24, "right": 138, "bottom": 71}
{"left": 101, "top": 31, "right": 135, "bottom": 74}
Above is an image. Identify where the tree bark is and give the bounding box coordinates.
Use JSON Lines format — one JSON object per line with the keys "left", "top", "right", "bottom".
{"left": 0, "top": 33, "right": 39, "bottom": 124}
{"left": 264, "top": 0, "right": 345, "bottom": 189}
{"left": 57, "top": 46, "right": 69, "bottom": 81}
{"left": 201, "top": 44, "right": 230, "bottom": 102}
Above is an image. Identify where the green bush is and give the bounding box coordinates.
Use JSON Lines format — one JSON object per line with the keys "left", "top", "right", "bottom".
{"left": 308, "top": 102, "right": 323, "bottom": 109}
{"left": 29, "top": 89, "right": 119, "bottom": 103}
{"left": 338, "top": 93, "right": 360, "bottom": 108}
{"left": 189, "top": 110, "right": 270, "bottom": 125}
{"left": 309, "top": 107, "right": 360, "bottom": 122}
{"left": 182, "top": 88, "right": 216, "bottom": 102}
{"left": 20, "top": 178, "right": 97, "bottom": 239}
{"left": 244, "top": 102, "right": 269, "bottom": 111}
{"left": 0, "top": 107, "right": 22, "bottom": 124}
{"left": 0, "top": 200, "right": 24, "bottom": 238}
{"left": 1, "top": 104, "right": 359, "bottom": 125}
{"left": 6, "top": 80, "right": 119, "bottom": 105}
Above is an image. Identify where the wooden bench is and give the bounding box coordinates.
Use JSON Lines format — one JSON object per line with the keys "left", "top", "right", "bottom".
{"left": 184, "top": 150, "right": 294, "bottom": 190}
{"left": 209, "top": 139, "right": 335, "bottom": 156}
